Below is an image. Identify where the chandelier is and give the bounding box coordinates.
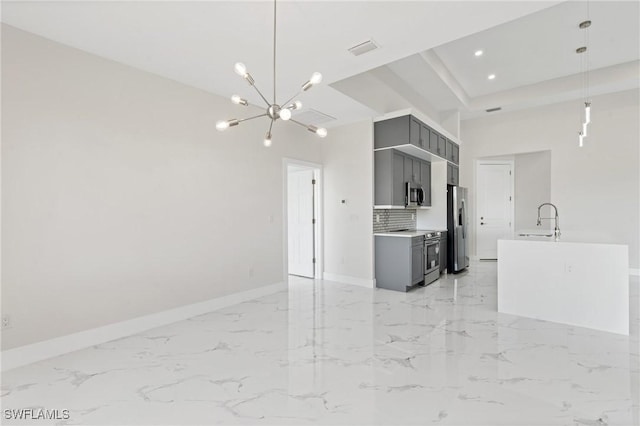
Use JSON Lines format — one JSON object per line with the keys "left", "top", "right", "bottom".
{"left": 216, "top": 0, "right": 327, "bottom": 147}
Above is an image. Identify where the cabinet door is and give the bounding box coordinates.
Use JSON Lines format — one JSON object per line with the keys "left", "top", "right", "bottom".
{"left": 420, "top": 124, "right": 430, "bottom": 150}
{"left": 446, "top": 140, "right": 455, "bottom": 162}
{"left": 410, "top": 118, "right": 421, "bottom": 147}
{"left": 447, "top": 164, "right": 459, "bottom": 186}
{"left": 420, "top": 161, "right": 431, "bottom": 206}
{"left": 404, "top": 156, "right": 413, "bottom": 184}
{"left": 413, "top": 160, "right": 421, "bottom": 184}
{"left": 438, "top": 135, "right": 446, "bottom": 157}
{"left": 452, "top": 144, "right": 459, "bottom": 164}
{"left": 374, "top": 116, "right": 411, "bottom": 149}
{"left": 392, "top": 151, "right": 406, "bottom": 206}
{"left": 429, "top": 129, "right": 439, "bottom": 154}
{"left": 411, "top": 241, "right": 424, "bottom": 285}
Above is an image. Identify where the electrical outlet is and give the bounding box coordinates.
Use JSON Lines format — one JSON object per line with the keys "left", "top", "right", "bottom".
{"left": 411, "top": 213, "right": 415, "bottom": 220}
{"left": 2, "top": 315, "right": 11, "bottom": 329}
{"left": 376, "top": 214, "right": 380, "bottom": 223}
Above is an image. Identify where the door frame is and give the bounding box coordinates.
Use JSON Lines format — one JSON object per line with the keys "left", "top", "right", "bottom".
{"left": 474, "top": 159, "right": 515, "bottom": 260}
{"left": 283, "top": 158, "right": 323, "bottom": 280}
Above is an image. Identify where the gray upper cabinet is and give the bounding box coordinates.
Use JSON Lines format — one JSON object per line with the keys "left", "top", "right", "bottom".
{"left": 446, "top": 139, "right": 460, "bottom": 164}
{"left": 375, "top": 149, "right": 406, "bottom": 207}
{"left": 374, "top": 115, "right": 430, "bottom": 152}
{"left": 447, "top": 163, "right": 459, "bottom": 186}
{"left": 375, "top": 149, "right": 432, "bottom": 207}
{"left": 375, "top": 115, "right": 460, "bottom": 163}
{"left": 374, "top": 115, "right": 424, "bottom": 150}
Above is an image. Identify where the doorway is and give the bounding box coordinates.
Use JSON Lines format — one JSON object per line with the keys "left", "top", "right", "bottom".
{"left": 285, "top": 160, "right": 321, "bottom": 279}
{"left": 476, "top": 161, "right": 514, "bottom": 260}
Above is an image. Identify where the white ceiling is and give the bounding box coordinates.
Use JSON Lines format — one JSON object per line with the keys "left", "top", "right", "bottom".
{"left": 3, "top": 1, "right": 636, "bottom": 126}
{"left": 334, "top": 1, "right": 640, "bottom": 121}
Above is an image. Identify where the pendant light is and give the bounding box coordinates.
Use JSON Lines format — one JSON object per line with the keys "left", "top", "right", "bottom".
{"left": 216, "top": 0, "right": 327, "bottom": 146}
{"left": 577, "top": 4, "right": 592, "bottom": 147}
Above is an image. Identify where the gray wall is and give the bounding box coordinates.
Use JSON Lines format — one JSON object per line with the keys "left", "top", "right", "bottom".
{"left": 1, "top": 25, "right": 323, "bottom": 349}
{"left": 514, "top": 151, "right": 552, "bottom": 231}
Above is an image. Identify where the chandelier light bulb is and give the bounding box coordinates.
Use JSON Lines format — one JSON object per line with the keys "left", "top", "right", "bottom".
{"left": 578, "top": 132, "right": 584, "bottom": 147}
{"left": 582, "top": 122, "right": 588, "bottom": 137}
{"left": 316, "top": 127, "right": 328, "bottom": 138}
{"left": 279, "top": 108, "right": 291, "bottom": 121}
{"left": 293, "top": 100, "right": 302, "bottom": 110}
{"left": 216, "top": 120, "right": 230, "bottom": 131}
{"left": 234, "top": 62, "right": 247, "bottom": 77}
{"left": 264, "top": 132, "right": 272, "bottom": 147}
{"left": 231, "top": 95, "right": 248, "bottom": 106}
{"left": 310, "top": 72, "right": 323, "bottom": 85}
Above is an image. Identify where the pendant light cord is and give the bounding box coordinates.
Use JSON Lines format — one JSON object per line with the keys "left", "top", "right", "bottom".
{"left": 273, "top": 0, "right": 277, "bottom": 105}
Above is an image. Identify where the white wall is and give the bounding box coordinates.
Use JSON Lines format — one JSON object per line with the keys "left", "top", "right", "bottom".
{"left": 514, "top": 151, "right": 552, "bottom": 231}
{"left": 321, "top": 120, "right": 374, "bottom": 286}
{"left": 416, "top": 161, "right": 448, "bottom": 231}
{"left": 1, "top": 25, "right": 323, "bottom": 349}
{"left": 461, "top": 89, "right": 640, "bottom": 269}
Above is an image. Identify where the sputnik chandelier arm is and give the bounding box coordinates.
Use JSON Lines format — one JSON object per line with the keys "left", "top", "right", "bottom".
{"left": 216, "top": 0, "right": 328, "bottom": 147}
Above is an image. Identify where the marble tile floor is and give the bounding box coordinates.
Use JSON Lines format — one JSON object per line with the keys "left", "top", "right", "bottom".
{"left": 2, "top": 262, "right": 639, "bottom": 425}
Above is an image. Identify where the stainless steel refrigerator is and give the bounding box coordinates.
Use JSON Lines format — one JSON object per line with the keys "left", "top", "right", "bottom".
{"left": 447, "top": 186, "right": 469, "bottom": 273}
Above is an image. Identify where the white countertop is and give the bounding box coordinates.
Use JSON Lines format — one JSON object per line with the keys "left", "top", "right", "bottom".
{"left": 374, "top": 229, "right": 446, "bottom": 238}
{"left": 504, "top": 229, "right": 627, "bottom": 246}
{"left": 374, "top": 231, "right": 428, "bottom": 238}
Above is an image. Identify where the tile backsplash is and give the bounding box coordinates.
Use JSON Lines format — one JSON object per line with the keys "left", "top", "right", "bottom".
{"left": 373, "top": 209, "right": 416, "bottom": 233}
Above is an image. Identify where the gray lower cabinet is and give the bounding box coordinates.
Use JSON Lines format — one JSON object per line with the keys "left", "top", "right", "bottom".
{"left": 447, "top": 163, "right": 459, "bottom": 186}
{"left": 439, "top": 231, "right": 447, "bottom": 273}
{"left": 375, "top": 149, "right": 406, "bottom": 206}
{"left": 375, "top": 235, "right": 424, "bottom": 292}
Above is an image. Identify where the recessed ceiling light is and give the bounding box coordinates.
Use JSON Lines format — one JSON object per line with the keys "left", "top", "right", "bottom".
{"left": 474, "top": 50, "right": 483, "bottom": 57}
{"left": 488, "top": 74, "right": 496, "bottom": 80}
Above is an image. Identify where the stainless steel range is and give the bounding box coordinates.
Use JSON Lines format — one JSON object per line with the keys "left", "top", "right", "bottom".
{"left": 423, "top": 231, "right": 441, "bottom": 286}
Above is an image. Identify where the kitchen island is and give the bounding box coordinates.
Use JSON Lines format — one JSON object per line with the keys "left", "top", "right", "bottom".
{"left": 497, "top": 237, "right": 629, "bottom": 335}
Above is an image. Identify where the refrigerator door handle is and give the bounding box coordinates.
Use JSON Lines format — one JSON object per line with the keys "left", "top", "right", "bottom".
{"left": 460, "top": 199, "right": 466, "bottom": 239}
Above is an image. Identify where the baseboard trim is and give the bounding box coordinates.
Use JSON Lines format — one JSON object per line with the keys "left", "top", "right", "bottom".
{"left": 630, "top": 268, "right": 640, "bottom": 277}
{"left": 1, "top": 281, "right": 286, "bottom": 372}
{"left": 323, "top": 272, "right": 375, "bottom": 288}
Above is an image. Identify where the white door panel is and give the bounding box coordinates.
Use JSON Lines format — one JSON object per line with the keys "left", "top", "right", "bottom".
{"left": 477, "top": 163, "right": 513, "bottom": 260}
{"left": 288, "top": 169, "right": 314, "bottom": 278}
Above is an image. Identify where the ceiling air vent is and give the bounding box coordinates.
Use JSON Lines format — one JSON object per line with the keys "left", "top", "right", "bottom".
{"left": 293, "top": 109, "right": 336, "bottom": 125}
{"left": 348, "top": 39, "right": 379, "bottom": 56}
{"left": 485, "top": 107, "right": 502, "bottom": 113}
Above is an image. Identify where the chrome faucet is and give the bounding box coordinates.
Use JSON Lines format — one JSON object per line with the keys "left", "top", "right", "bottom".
{"left": 537, "top": 203, "right": 561, "bottom": 240}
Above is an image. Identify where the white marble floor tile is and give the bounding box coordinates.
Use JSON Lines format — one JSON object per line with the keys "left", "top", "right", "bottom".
{"left": 2, "top": 265, "right": 639, "bottom": 425}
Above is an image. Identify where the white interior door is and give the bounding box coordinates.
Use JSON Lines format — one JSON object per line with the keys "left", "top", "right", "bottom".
{"left": 288, "top": 168, "right": 315, "bottom": 278}
{"left": 477, "top": 163, "right": 513, "bottom": 260}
